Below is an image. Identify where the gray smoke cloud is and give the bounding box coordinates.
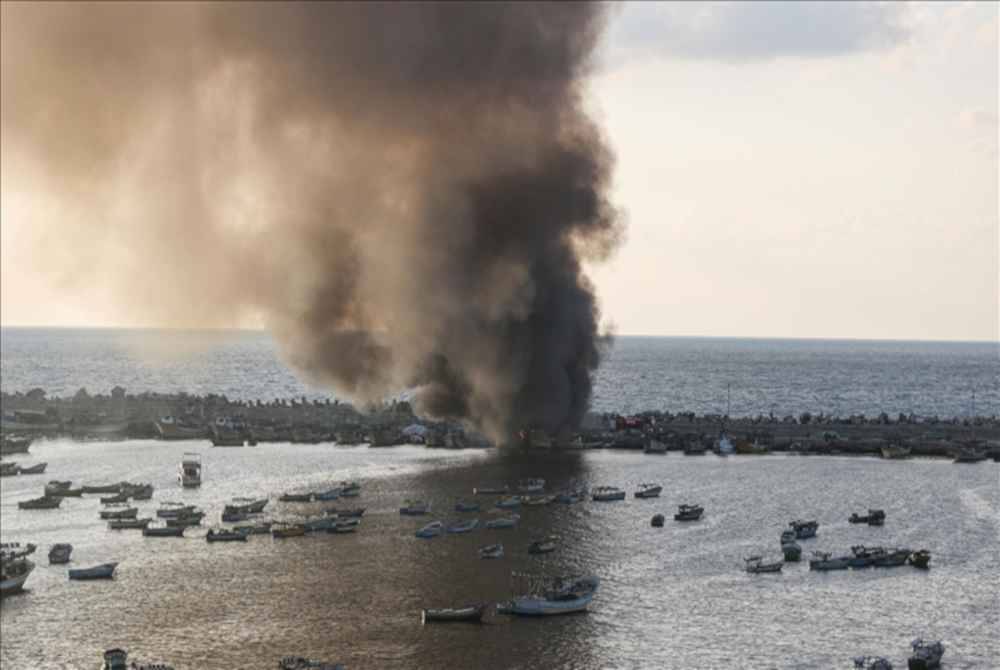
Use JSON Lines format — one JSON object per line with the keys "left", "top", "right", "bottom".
{"left": 1, "top": 2, "right": 622, "bottom": 441}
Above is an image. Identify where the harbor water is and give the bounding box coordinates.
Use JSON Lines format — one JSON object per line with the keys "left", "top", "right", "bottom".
{"left": 1, "top": 440, "right": 998, "bottom": 669}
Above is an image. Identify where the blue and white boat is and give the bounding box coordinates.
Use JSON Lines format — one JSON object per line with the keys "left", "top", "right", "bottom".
{"left": 485, "top": 514, "right": 520, "bottom": 530}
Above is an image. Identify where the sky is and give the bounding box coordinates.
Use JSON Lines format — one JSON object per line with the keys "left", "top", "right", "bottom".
{"left": 2, "top": 1, "right": 998, "bottom": 341}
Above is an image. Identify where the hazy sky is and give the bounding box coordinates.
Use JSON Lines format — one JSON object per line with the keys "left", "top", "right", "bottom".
{"left": 2, "top": 1, "right": 997, "bottom": 341}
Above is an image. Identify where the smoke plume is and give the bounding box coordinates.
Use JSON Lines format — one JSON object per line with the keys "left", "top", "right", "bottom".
{"left": 1, "top": 2, "right": 622, "bottom": 441}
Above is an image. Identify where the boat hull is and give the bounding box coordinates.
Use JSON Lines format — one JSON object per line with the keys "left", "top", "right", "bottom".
{"left": 68, "top": 563, "right": 118, "bottom": 580}
{"left": 499, "top": 593, "right": 594, "bottom": 616}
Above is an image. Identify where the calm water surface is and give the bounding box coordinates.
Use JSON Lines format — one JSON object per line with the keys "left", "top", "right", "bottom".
{"left": 2, "top": 440, "right": 997, "bottom": 669}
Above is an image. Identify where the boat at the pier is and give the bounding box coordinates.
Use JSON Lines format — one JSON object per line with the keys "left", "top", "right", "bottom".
{"left": 849, "top": 509, "right": 886, "bottom": 526}
{"left": 735, "top": 440, "right": 769, "bottom": 455}
{"left": 674, "top": 504, "right": 704, "bottom": 521}
{"left": 17, "top": 462, "right": 47, "bottom": 475}
{"left": 400, "top": 501, "right": 430, "bottom": 515}
{"left": 48, "top": 543, "right": 73, "bottom": 564}
{"left": 744, "top": 556, "right": 783, "bottom": 574}
{"left": 100, "top": 506, "right": 138, "bottom": 520}
{"left": 473, "top": 485, "right": 509, "bottom": 495}
{"left": 781, "top": 540, "right": 802, "bottom": 562}
{"left": 634, "top": 483, "right": 662, "bottom": 499}
{"left": 651, "top": 514, "right": 665, "bottom": 527}
{"left": 206, "top": 528, "right": 249, "bottom": 542}
{"left": 953, "top": 447, "right": 988, "bottom": 463}
{"left": 229, "top": 497, "right": 268, "bottom": 514}
{"left": 49, "top": 484, "right": 84, "bottom": 497}
{"left": 523, "top": 494, "right": 556, "bottom": 506}
{"left": 166, "top": 512, "right": 204, "bottom": 527}
{"left": 18, "top": 495, "right": 62, "bottom": 510}
{"left": 221, "top": 509, "right": 249, "bottom": 523}
{"left": 479, "top": 543, "right": 504, "bottom": 559}
{"left": 790, "top": 519, "right": 819, "bottom": 539}
{"left": 101, "top": 648, "right": 176, "bottom": 670}
{"left": 683, "top": 442, "right": 707, "bottom": 455}
{"left": 908, "top": 639, "right": 944, "bottom": 669}
{"left": 497, "top": 573, "right": 600, "bottom": 617}
{"left": 109, "top": 517, "right": 152, "bottom": 530}
{"left": 908, "top": 549, "right": 931, "bottom": 569}
{"left": 447, "top": 519, "right": 479, "bottom": 534}
{"left": 126, "top": 483, "right": 154, "bottom": 500}
{"left": 1, "top": 555, "right": 35, "bottom": 596}
{"left": 69, "top": 562, "right": 118, "bottom": 580}
{"left": 591, "top": 486, "right": 626, "bottom": 502}
{"left": 143, "top": 525, "right": 185, "bottom": 537}
{"left": 517, "top": 478, "right": 546, "bottom": 493}
{"left": 313, "top": 488, "right": 341, "bottom": 501}
{"left": 809, "top": 552, "right": 850, "bottom": 571}
{"left": 303, "top": 515, "right": 339, "bottom": 532}
{"left": 715, "top": 432, "right": 735, "bottom": 456}
{"left": 416, "top": 521, "right": 444, "bottom": 538}
{"left": 485, "top": 514, "right": 520, "bottom": 530}
{"left": 422, "top": 604, "right": 486, "bottom": 623}
{"left": 178, "top": 452, "right": 202, "bottom": 487}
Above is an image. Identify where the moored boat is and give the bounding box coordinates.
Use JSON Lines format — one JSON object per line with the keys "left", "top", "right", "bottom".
{"left": 206, "top": 528, "right": 250, "bottom": 542}
{"left": 303, "top": 515, "right": 339, "bottom": 532}
{"left": 881, "top": 445, "right": 911, "bottom": 459}
{"left": 221, "top": 510, "right": 249, "bottom": 523}
{"left": 447, "top": 518, "right": 479, "bottom": 534}
{"left": 848, "top": 545, "right": 885, "bottom": 568}
{"left": 271, "top": 524, "right": 307, "bottom": 539}
{"left": 591, "top": 486, "right": 626, "bottom": 502}
{"left": 399, "top": 501, "right": 430, "bottom": 515}
{"left": 455, "top": 501, "right": 480, "bottom": 512}
{"left": 44, "top": 480, "right": 72, "bottom": 495}
{"left": 1, "top": 557, "right": 35, "bottom": 596}
{"left": 422, "top": 604, "right": 486, "bottom": 623}
{"left": 473, "top": 485, "right": 509, "bottom": 495}
{"left": 100, "top": 506, "right": 138, "bottom": 520}
{"left": 854, "top": 656, "right": 894, "bottom": 670}
{"left": 234, "top": 521, "right": 273, "bottom": 535}
{"left": 157, "top": 502, "right": 196, "bottom": 518}
{"left": 634, "top": 483, "right": 662, "bottom": 499}
{"left": 69, "top": 561, "right": 118, "bottom": 580}
{"left": 231, "top": 497, "right": 269, "bottom": 513}
{"left": 523, "top": 494, "right": 556, "bottom": 506}
{"left": 715, "top": 432, "right": 735, "bottom": 456}
{"left": 18, "top": 495, "right": 62, "bottom": 510}
{"left": 124, "top": 483, "right": 154, "bottom": 500}
{"left": 166, "top": 512, "right": 204, "bottom": 527}
{"left": 101, "top": 492, "right": 131, "bottom": 504}
{"left": 485, "top": 514, "right": 520, "bottom": 530}
{"left": 178, "top": 452, "right": 202, "bottom": 488}
{"left": 143, "top": 525, "right": 185, "bottom": 537}
{"left": 528, "top": 536, "right": 557, "bottom": 555}
{"left": 0, "top": 436, "right": 32, "bottom": 455}
{"left": 82, "top": 484, "right": 121, "bottom": 495}
{"left": 908, "top": 549, "right": 931, "bottom": 569}
{"left": 313, "top": 488, "right": 341, "bottom": 501}
{"left": 781, "top": 541, "right": 802, "bottom": 562}
{"left": 953, "top": 447, "right": 988, "bottom": 463}
{"left": 416, "top": 521, "right": 444, "bottom": 538}
{"left": 278, "top": 656, "right": 345, "bottom": 670}
{"left": 651, "top": 514, "right": 665, "bottom": 527}
{"left": 744, "top": 556, "right": 783, "bottom": 573}
{"left": 517, "top": 478, "right": 546, "bottom": 493}
{"left": 479, "top": 543, "right": 504, "bottom": 559}
{"left": 908, "top": 639, "right": 944, "bottom": 669}
{"left": 49, "top": 485, "right": 84, "bottom": 497}
{"left": 17, "top": 462, "right": 47, "bottom": 475}
{"left": 0, "top": 462, "right": 20, "bottom": 477}
{"left": 790, "top": 519, "right": 819, "bottom": 539}
{"left": 48, "top": 543, "right": 73, "bottom": 564}
{"left": 329, "top": 519, "right": 361, "bottom": 534}
{"left": 872, "top": 548, "right": 910, "bottom": 568}
{"left": 497, "top": 573, "right": 600, "bottom": 617}
{"left": 325, "top": 507, "right": 365, "bottom": 518}
{"left": 496, "top": 496, "right": 523, "bottom": 509}
{"left": 809, "top": 552, "right": 850, "bottom": 571}
{"left": 674, "top": 504, "right": 703, "bottom": 521}
{"left": 279, "top": 492, "right": 314, "bottom": 503}
{"left": 644, "top": 438, "right": 667, "bottom": 454}
{"left": 849, "top": 509, "right": 886, "bottom": 526}
{"left": 109, "top": 517, "right": 152, "bottom": 530}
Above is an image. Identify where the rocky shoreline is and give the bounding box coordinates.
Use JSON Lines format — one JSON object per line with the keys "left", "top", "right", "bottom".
{"left": 2, "top": 387, "right": 998, "bottom": 459}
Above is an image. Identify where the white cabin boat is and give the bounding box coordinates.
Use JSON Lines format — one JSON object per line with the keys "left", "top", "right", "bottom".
{"left": 498, "top": 574, "right": 599, "bottom": 616}
{"left": 178, "top": 452, "right": 202, "bottom": 488}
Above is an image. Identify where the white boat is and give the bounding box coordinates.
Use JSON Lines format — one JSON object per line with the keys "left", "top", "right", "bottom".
{"left": 48, "top": 543, "right": 73, "bottom": 564}
{"left": 415, "top": 521, "right": 444, "bottom": 538}
{"left": 230, "top": 497, "right": 268, "bottom": 514}
{"left": 1, "top": 558, "right": 35, "bottom": 596}
{"left": 634, "top": 483, "right": 662, "bottom": 499}
{"left": 157, "top": 502, "right": 197, "bottom": 518}
{"left": 178, "top": 452, "right": 202, "bottom": 488}
{"left": 498, "top": 574, "right": 600, "bottom": 616}
{"left": 517, "top": 478, "right": 546, "bottom": 493}
{"left": 591, "top": 486, "right": 626, "bottom": 502}
{"left": 485, "top": 514, "right": 520, "bottom": 529}
{"left": 908, "top": 639, "right": 944, "bottom": 669}
{"left": 69, "top": 562, "right": 118, "bottom": 580}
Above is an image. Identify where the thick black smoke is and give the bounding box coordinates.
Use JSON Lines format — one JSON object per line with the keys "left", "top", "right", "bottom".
{"left": 1, "top": 2, "right": 622, "bottom": 441}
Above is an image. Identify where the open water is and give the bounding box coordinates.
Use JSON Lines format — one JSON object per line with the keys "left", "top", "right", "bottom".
{"left": 1, "top": 440, "right": 998, "bottom": 669}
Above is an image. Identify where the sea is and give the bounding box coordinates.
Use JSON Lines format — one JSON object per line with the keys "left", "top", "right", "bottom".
{"left": 1, "top": 329, "right": 999, "bottom": 669}
{"left": 1, "top": 328, "right": 998, "bottom": 417}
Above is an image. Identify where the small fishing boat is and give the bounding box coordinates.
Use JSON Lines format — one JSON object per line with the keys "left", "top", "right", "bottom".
{"left": 415, "top": 521, "right": 444, "bottom": 538}
{"left": 528, "top": 537, "right": 557, "bottom": 555}
{"left": 50, "top": 486, "right": 84, "bottom": 497}
{"left": 48, "top": 543, "right": 73, "bottom": 564}
{"left": 221, "top": 510, "right": 249, "bottom": 523}
{"left": 953, "top": 447, "right": 988, "bottom": 463}
{"left": 18, "top": 496, "right": 62, "bottom": 510}
{"left": 125, "top": 483, "right": 154, "bottom": 500}
{"left": 272, "top": 524, "right": 307, "bottom": 539}
{"left": 908, "top": 639, "right": 944, "bottom": 669}
{"left": 279, "top": 492, "right": 314, "bottom": 503}
{"left": 908, "top": 549, "right": 931, "bottom": 569}
{"left": 555, "top": 490, "right": 585, "bottom": 504}
{"left": 744, "top": 556, "right": 783, "bottom": 574}
{"left": 497, "top": 574, "right": 600, "bottom": 617}
{"left": 674, "top": 504, "right": 703, "bottom": 521}
{"left": 880, "top": 444, "right": 911, "bottom": 459}
{"left": 1, "top": 557, "right": 35, "bottom": 596}
{"left": 651, "top": 514, "right": 665, "bottom": 527}
{"left": 455, "top": 501, "right": 480, "bottom": 512}
{"left": 591, "top": 486, "right": 626, "bottom": 502}
{"left": 226, "top": 497, "right": 268, "bottom": 514}
{"left": 848, "top": 545, "right": 885, "bottom": 568}
{"left": 422, "top": 604, "right": 486, "bottom": 623}
{"left": 517, "top": 478, "right": 546, "bottom": 494}
{"left": 143, "top": 525, "right": 185, "bottom": 537}
{"left": 447, "top": 518, "right": 479, "bottom": 534}
{"left": 781, "top": 541, "right": 802, "bottom": 562}
{"left": 634, "top": 483, "right": 662, "bottom": 499}
{"left": 178, "top": 452, "right": 202, "bottom": 488}
{"left": 339, "top": 481, "right": 362, "bottom": 497}
{"left": 809, "top": 552, "right": 850, "bottom": 571}
{"left": 854, "top": 656, "right": 894, "bottom": 670}
{"left": 234, "top": 522, "right": 272, "bottom": 535}
{"left": 790, "top": 519, "right": 819, "bottom": 539}
{"left": 313, "top": 488, "right": 341, "bottom": 501}
{"left": 0, "top": 543, "right": 37, "bottom": 559}
{"left": 479, "top": 543, "right": 504, "bottom": 559}
{"left": 683, "top": 443, "right": 707, "bottom": 455}
{"left": 166, "top": 514, "right": 204, "bottom": 528}
{"left": 303, "top": 516, "right": 339, "bottom": 532}
{"left": 101, "top": 647, "right": 176, "bottom": 670}
{"left": 329, "top": 519, "right": 361, "bottom": 534}
{"left": 523, "top": 494, "right": 556, "bottom": 506}
{"left": 44, "top": 480, "right": 72, "bottom": 495}
{"left": 872, "top": 548, "right": 910, "bottom": 568}
{"left": 100, "top": 506, "right": 138, "bottom": 520}
{"left": 485, "top": 514, "right": 520, "bottom": 529}
{"left": 109, "top": 517, "right": 152, "bottom": 530}
{"left": 0, "top": 462, "right": 19, "bottom": 477}
{"left": 400, "top": 501, "right": 430, "bottom": 515}
{"left": 17, "top": 462, "right": 47, "bottom": 475}
{"left": 278, "top": 656, "right": 345, "bottom": 670}
{"left": 69, "top": 562, "right": 118, "bottom": 580}
{"left": 101, "top": 492, "right": 130, "bottom": 504}
{"left": 496, "top": 496, "right": 523, "bottom": 509}
{"left": 326, "top": 507, "right": 366, "bottom": 518}
{"left": 206, "top": 528, "right": 249, "bottom": 542}
{"left": 849, "top": 509, "right": 886, "bottom": 526}
{"left": 82, "top": 484, "right": 121, "bottom": 495}
{"left": 156, "top": 503, "right": 196, "bottom": 518}
{"left": 473, "top": 485, "right": 509, "bottom": 495}
{"left": 0, "top": 436, "right": 32, "bottom": 455}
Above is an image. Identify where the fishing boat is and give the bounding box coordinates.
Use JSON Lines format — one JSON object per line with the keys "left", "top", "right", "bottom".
{"left": 0, "top": 462, "right": 20, "bottom": 477}
{"left": 325, "top": 507, "right": 366, "bottom": 518}
{"left": 790, "top": 519, "right": 819, "bottom": 539}
{"left": 473, "top": 485, "right": 509, "bottom": 495}
{"left": 279, "top": 492, "right": 314, "bottom": 502}
{"left": 83, "top": 484, "right": 122, "bottom": 495}
{"left": 634, "top": 483, "right": 662, "bottom": 499}
{"left": 908, "top": 639, "right": 944, "bottom": 669}
{"left": 339, "top": 481, "right": 362, "bottom": 497}
{"left": 849, "top": 509, "right": 886, "bottom": 526}
{"left": 497, "top": 573, "right": 600, "bottom": 617}
{"left": 234, "top": 522, "right": 272, "bottom": 535}
{"left": 908, "top": 549, "right": 931, "bottom": 569}
{"left": 303, "top": 516, "right": 339, "bottom": 532}
{"left": 555, "top": 489, "right": 586, "bottom": 504}
{"left": 674, "top": 504, "right": 703, "bottom": 521}
{"left": 329, "top": 519, "right": 361, "bottom": 534}
{"left": 872, "top": 548, "right": 910, "bottom": 568}
{"left": 125, "top": 483, "right": 154, "bottom": 500}
{"left": 854, "top": 656, "right": 894, "bottom": 670}
{"left": 528, "top": 537, "right": 557, "bottom": 555}
{"left": 178, "top": 452, "right": 202, "bottom": 488}
{"left": 278, "top": 656, "right": 345, "bottom": 670}
{"left": 230, "top": 497, "right": 268, "bottom": 514}
{"left": 517, "top": 478, "right": 546, "bottom": 493}
{"left": 523, "top": 494, "right": 556, "bottom": 506}
{"left": 166, "top": 513, "right": 204, "bottom": 527}
{"left": 735, "top": 440, "right": 769, "bottom": 455}
{"left": 847, "top": 545, "right": 885, "bottom": 568}
{"left": 644, "top": 438, "right": 667, "bottom": 454}
{"left": 651, "top": 514, "right": 665, "bottom": 527}
{"left": 272, "top": 524, "right": 307, "bottom": 539}
{"left": 18, "top": 495, "right": 62, "bottom": 510}
{"left": 44, "top": 480, "right": 72, "bottom": 495}
{"left": 415, "top": 521, "right": 444, "bottom": 538}
{"left": 455, "top": 501, "right": 480, "bottom": 512}
{"left": 48, "top": 543, "right": 73, "bottom": 564}
{"left": 591, "top": 486, "right": 626, "bottom": 502}
{"left": 206, "top": 528, "right": 249, "bottom": 542}
{"left": 0, "top": 436, "right": 32, "bottom": 455}
{"left": 880, "top": 445, "right": 911, "bottom": 459}
{"left": 809, "top": 552, "right": 850, "bottom": 571}
{"left": 221, "top": 510, "right": 249, "bottom": 523}
{"left": 399, "top": 501, "right": 430, "bottom": 515}
{"left": 69, "top": 562, "right": 118, "bottom": 580}
{"left": 100, "top": 506, "right": 138, "bottom": 520}
{"left": 50, "top": 485, "right": 84, "bottom": 497}
{"left": 101, "top": 492, "right": 130, "bottom": 504}
{"left": 496, "top": 496, "right": 523, "bottom": 509}
{"left": 109, "top": 517, "right": 152, "bottom": 530}
{"left": 447, "top": 519, "right": 479, "bottom": 534}
{"left": 485, "top": 514, "right": 520, "bottom": 530}
{"left": 17, "top": 462, "right": 47, "bottom": 475}
{"left": 953, "top": 447, "right": 988, "bottom": 463}
{"left": 716, "top": 432, "right": 735, "bottom": 456}
{"left": 157, "top": 502, "right": 196, "bottom": 518}
{"left": 313, "top": 488, "right": 341, "bottom": 501}
{"left": 479, "top": 543, "right": 504, "bottom": 559}
{"left": 101, "top": 648, "right": 176, "bottom": 670}
{"left": 744, "top": 556, "right": 783, "bottom": 574}
{"left": 1, "top": 557, "right": 35, "bottom": 596}
{"left": 422, "top": 604, "right": 486, "bottom": 623}
{"left": 781, "top": 540, "right": 802, "bottom": 562}
{"left": 142, "top": 525, "right": 185, "bottom": 537}
{"left": 683, "top": 442, "right": 707, "bottom": 455}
